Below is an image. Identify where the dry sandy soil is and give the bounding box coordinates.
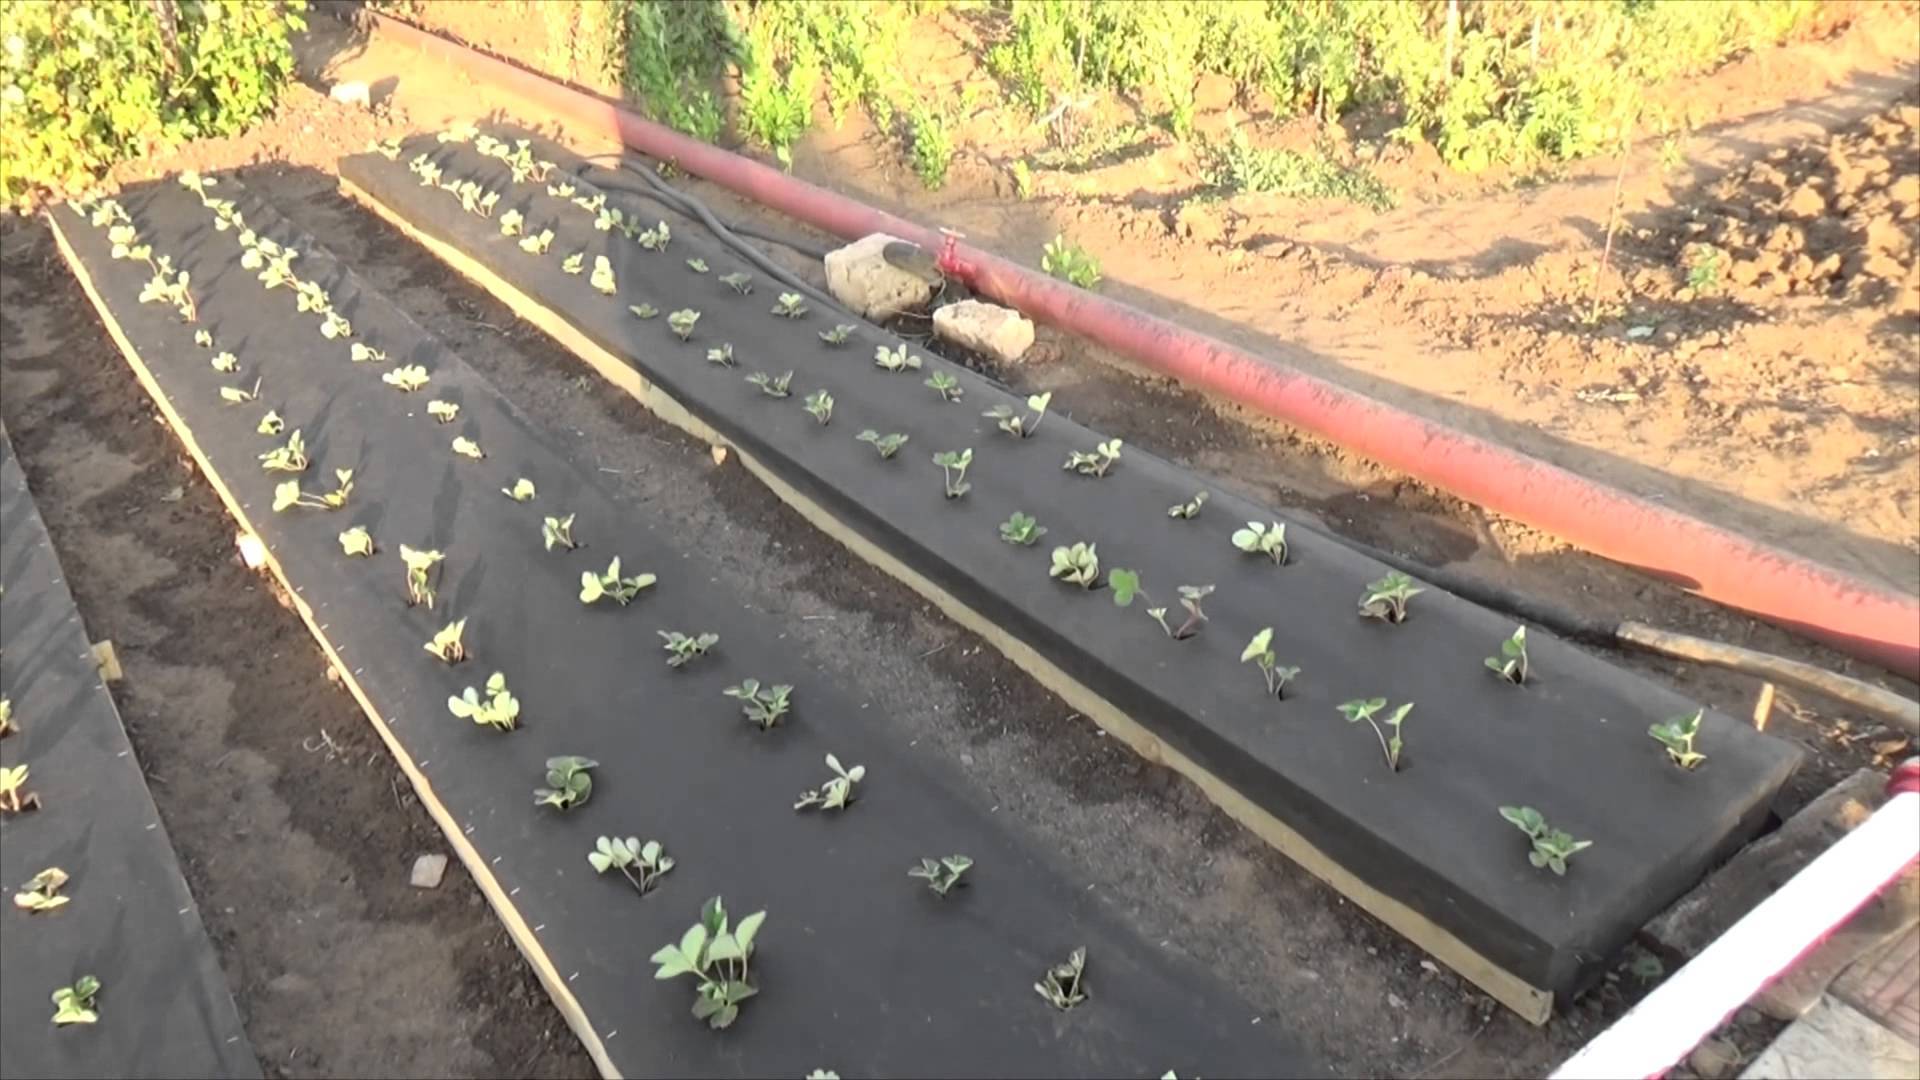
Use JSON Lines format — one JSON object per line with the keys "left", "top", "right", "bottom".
{"left": 1, "top": 6, "right": 1914, "bottom": 1079}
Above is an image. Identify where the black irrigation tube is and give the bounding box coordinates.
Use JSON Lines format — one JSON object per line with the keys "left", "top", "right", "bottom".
{"left": 338, "top": 131, "right": 1805, "bottom": 1018}
{"left": 0, "top": 430, "right": 259, "bottom": 1080}
{"left": 47, "top": 178, "right": 1319, "bottom": 1079}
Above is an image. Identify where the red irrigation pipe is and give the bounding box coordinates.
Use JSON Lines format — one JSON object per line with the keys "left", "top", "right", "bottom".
{"left": 360, "top": 9, "right": 1920, "bottom": 678}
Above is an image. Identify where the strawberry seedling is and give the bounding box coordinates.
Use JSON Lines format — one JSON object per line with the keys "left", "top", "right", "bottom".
{"left": 874, "top": 344, "right": 920, "bottom": 372}
{"left": 650, "top": 896, "right": 766, "bottom": 1030}
{"left": 258, "top": 429, "right": 310, "bottom": 473}
{"left": 925, "top": 370, "right": 963, "bottom": 402}
{"left": 427, "top": 400, "right": 460, "bottom": 423}
{"left": 220, "top": 379, "right": 262, "bottom": 404}
{"left": 908, "top": 855, "right": 973, "bottom": 897}
{"left": 1110, "top": 571, "right": 1212, "bottom": 639}
{"left": 383, "top": 365, "right": 430, "bottom": 392}
{"left": 803, "top": 390, "right": 834, "bottom": 425}
{"left": 1048, "top": 542, "right": 1099, "bottom": 588}
{"left": 13, "top": 867, "right": 69, "bottom": 912}
{"left": 857, "top": 430, "right": 909, "bottom": 459}
{"left": 818, "top": 324, "right": 854, "bottom": 346}
{"left": 350, "top": 343, "right": 387, "bottom": 363}
{"left": 1035, "top": 947, "right": 1088, "bottom": 1010}
{"left": 562, "top": 252, "right": 584, "bottom": 275}
{"left": 686, "top": 258, "right": 709, "bottom": 274}
{"left": 1486, "top": 627, "right": 1529, "bottom": 684}
{"left": 319, "top": 311, "right": 352, "bottom": 341}
{"left": 448, "top": 672, "right": 519, "bottom": 731}
{"left": 1064, "top": 439, "right": 1122, "bottom": 477}
{"left": 1000, "top": 511, "right": 1046, "bottom": 546}
{"left": 629, "top": 303, "right": 659, "bottom": 320}
{"left": 272, "top": 469, "right": 353, "bottom": 512}
{"left": 0, "top": 699, "right": 12, "bottom": 739}
{"left": 933, "top": 449, "right": 973, "bottom": 498}
{"left": 194, "top": 330, "right": 213, "bottom": 349}
{"left": 519, "top": 229, "right": 555, "bottom": 254}
{"left": 1338, "top": 698, "right": 1412, "bottom": 772}
{"left": 1359, "top": 571, "right": 1425, "bottom": 624}
{"left": 1168, "top": 492, "right": 1208, "bottom": 519}
{"left": 256, "top": 411, "right": 285, "bottom": 436}
{"left": 338, "top": 526, "right": 375, "bottom": 557}
{"left": 706, "top": 343, "right": 735, "bottom": 367}
{"left": 724, "top": 679, "right": 793, "bottom": 730}
{"left": 1240, "top": 628, "right": 1300, "bottom": 698}
{"left": 771, "top": 292, "right": 808, "bottom": 318}
{"left": 745, "top": 370, "right": 793, "bottom": 397}
{"left": 1649, "top": 709, "right": 1707, "bottom": 770}
{"left": 720, "top": 272, "right": 753, "bottom": 294}
{"left": 580, "top": 558, "right": 656, "bottom": 605}
{"left": 534, "top": 755, "right": 596, "bottom": 810}
{"left": 660, "top": 630, "right": 719, "bottom": 668}
{"left": 424, "top": 618, "right": 467, "bottom": 664}
{"left": 669, "top": 309, "right": 701, "bottom": 341}
{"left": 543, "top": 514, "right": 578, "bottom": 551}
{"left": 499, "top": 208, "right": 524, "bottom": 236}
{"left": 638, "top": 221, "right": 671, "bottom": 251}
{"left": 1500, "top": 806, "right": 1592, "bottom": 876}
{"left": 794, "top": 753, "right": 864, "bottom": 811}
{"left": 0, "top": 764, "right": 39, "bottom": 814}
{"left": 502, "top": 478, "right": 537, "bottom": 502}
{"left": 591, "top": 255, "right": 617, "bottom": 295}
{"left": 400, "top": 545, "right": 444, "bottom": 609}
{"left": 51, "top": 976, "right": 100, "bottom": 1025}
{"left": 590, "top": 836, "right": 675, "bottom": 895}
{"left": 210, "top": 351, "right": 238, "bottom": 373}
{"left": 451, "top": 436, "right": 485, "bottom": 460}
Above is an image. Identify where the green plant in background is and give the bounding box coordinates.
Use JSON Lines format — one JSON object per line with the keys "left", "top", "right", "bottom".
{"left": 933, "top": 449, "right": 973, "bottom": 499}
{"left": 660, "top": 630, "right": 719, "bottom": 668}
{"left": 1034, "top": 947, "right": 1088, "bottom": 1010}
{"left": 580, "top": 558, "right": 656, "bottom": 606}
{"left": 984, "top": 392, "right": 1052, "bottom": 438}
{"left": 909, "top": 855, "right": 973, "bottom": 897}
{"left": 1240, "top": 628, "right": 1299, "bottom": 698}
{"left": 1500, "top": 806, "right": 1592, "bottom": 876}
{"left": 1338, "top": 698, "right": 1411, "bottom": 772}
{"left": 1203, "top": 129, "right": 1395, "bottom": 210}
{"left": 448, "top": 672, "right": 520, "bottom": 732}
{"left": 925, "top": 370, "right": 964, "bottom": 403}
{"left": 1358, "top": 570, "right": 1424, "bottom": 623}
{"left": 908, "top": 102, "right": 953, "bottom": 189}
{"left": 1000, "top": 511, "right": 1046, "bottom": 546}
{"left": 2, "top": 2, "right": 306, "bottom": 208}
{"left": 1009, "top": 159, "right": 1035, "bottom": 199}
{"left": 1686, "top": 247, "right": 1722, "bottom": 293}
{"left": 591, "top": 835, "right": 675, "bottom": 896}
{"left": 724, "top": 679, "right": 793, "bottom": 730}
{"left": 803, "top": 389, "right": 834, "bottom": 425}
{"left": 50, "top": 975, "right": 100, "bottom": 1025}
{"left": 650, "top": 896, "right": 766, "bottom": 1030}
{"left": 794, "top": 753, "right": 864, "bottom": 811}
{"left": 1486, "top": 626, "right": 1530, "bottom": 684}
{"left": 1232, "top": 521, "right": 1288, "bottom": 564}
{"left": 1048, "top": 542, "right": 1099, "bottom": 588}
{"left": 857, "top": 429, "right": 909, "bottom": 460}
{"left": 534, "top": 755, "right": 597, "bottom": 810}
{"left": 1041, "top": 235, "right": 1101, "bottom": 289}
{"left": 1064, "top": 439, "right": 1122, "bottom": 478}
{"left": 1649, "top": 709, "right": 1708, "bottom": 770}
{"left": 738, "top": 18, "right": 816, "bottom": 169}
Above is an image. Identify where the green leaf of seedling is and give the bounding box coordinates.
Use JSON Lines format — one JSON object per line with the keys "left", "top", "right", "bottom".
{"left": 1109, "top": 568, "right": 1140, "bottom": 607}
{"left": 1241, "top": 628, "right": 1273, "bottom": 664}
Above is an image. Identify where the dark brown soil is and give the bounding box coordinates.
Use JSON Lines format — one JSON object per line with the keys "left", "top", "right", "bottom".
{"left": 0, "top": 218, "right": 596, "bottom": 1080}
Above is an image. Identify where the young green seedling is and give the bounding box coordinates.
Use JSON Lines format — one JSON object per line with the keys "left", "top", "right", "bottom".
{"left": 562, "top": 252, "right": 584, "bottom": 275}
{"left": 724, "top": 679, "right": 793, "bottom": 731}
{"left": 13, "top": 867, "right": 70, "bottom": 912}
{"left": 659, "top": 630, "right": 719, "bottom": 668}
{"left": 0, "top": 764, "right": 39, "bottom": 814}
{"left": 590, "top": 836, "right": 675, "bottom": 896}
{"left": 745, "top": 370, "right": 793, "bottom": 398}
{"left": 220, "top": 378, "right": 262, "bottom": 405}
{"left": 669, "top": 309, "right": 701, "bottom": 341}
{"left": 818, "top": 324, "right": 853, "bottom": 346}
{"left": 1168, "top": 492, "right": 1208, "bottom": 519}
{"left": 545, "top": 180, "right": 576, "bottom": 199}
{"left": 257, "top": 411, "right": 285, "bottom": 436}
{"left": 319, "top": 311, "right": 352, "bottom": 341}
{"left": 590, "top": 255, "right": 617, "bottom": 295}
{"left": 273, "top": 469, "right": 353, "bottom": 512}
{"left": 1359, "top": 571, "right": 1425, "bottom": 623}
{"left": 1486, "top": 626, "right": 1529, "bottom": 684}
{"left": 534, "top": 755, "right": 596, "bottom": 810}
{"left": 338, "top": 525, "right": 375, "bottom": 557}
{"left": 194, "top": 329, "right": 213, "bottom": 348}
{"left": 519, "top": 229, "right": 555, "bottom": 254}
{"left": 400, "top": 545, "right": 444, "bottom": 609}
{"left": 650, "top": 896, "right": 766, "bottom": 1030}
{"left": 637, "top": 221, "right": 671, "bottom": 251}
{"left": 686, "top": 258, "right": 709, "bottom": 274}
{"left": 1649, "top": 709, "right": 1707, "bottom": 770}
{"left": 593, "top": 206, "right": 627, "bottom": 233}
{"left": 451, "top": 436, "right": 485, "bottom": 460}
{"left": 0, "top": 699, "right": 12, "bottom": 739}
{"left": 51, "top": 976, "right": 100, "bottom": 1025}
{"left": 802, "top": 390, "right": 833, "bottom": 425}
{"left": 543, "top": 513, "right": 578, "bottom": 552}
{"left": 933, "top": 448, "right": 973, "bottom": 498}
{"left": 499, "top": 208, "right": 524, "bottom": 236}
{"left": 1499, "top": 805, "right": 1593, "bottom": 876}
{"left": 704, "top": 343, "right": 736, "bottom": 367}
{"left": 857, "top": 430, "right": 909, "bottom": 460}
{"left": 258, "top": 429, "right": 310, "bottom": 473}
{"left": 211, "top": 351, "right": 238, "bottom": 373}
{"left": 925, "top": 370, "right": 963, "bottom": 402}
{"left": 1338, "top": 698, "right": 1412, "bottom": 772}
{"left": 874, "top": 344, "right": 920, "bottom": 372}
{"left": 1000, "top": 511, "right": 1046, "bottom": 546}
{"left": 350, "top": 343, "right": 387, "bottom": 363}
{"left": 720, "top": 272, "right": 753, "bottom": 295}
{"left": 1232, "top": 521, "right": 1288, "bottom": 564}
{"left": 1064, "top": 439, "right": 1122, "bottom": 477}
{"left": 1048, "top": 542, "right": 1099, "bottom": 588}
{"left": 771, "top": 292, "right": 808, "bottom": 318}
{"left": 794, "top": 753, "right": 864, "bottom": 811}
{"left": 383, "top": 365, "right": 430, "bottom": 392}
{"left": 1035, "top": 947, "right": 1088, "bottom": 1010}
{"left": 580, "top": 558, "right": 656, "bottom": 606}
{"left": 908, "top": 855, "right": 973, "bottom": 897}
{"left": 427, "top": 400, "right": 460, "bottom": 424}
{"left": 629, "top": 303, "right": 659, "bottom": 320}
{"left": 448, "top": 671, "right": 519, "bottom": 731}
{"left": 424, "top": 618, "right": 467, "bottom": 664}
{"left": 1240, "top": 628, "right": 1300, "bottom": 698}
{"left": 502, "top": 478, "right": 536, "bottom": 502}
{"left": 1109, "top": 571, "right": 1212, "bottom": 639}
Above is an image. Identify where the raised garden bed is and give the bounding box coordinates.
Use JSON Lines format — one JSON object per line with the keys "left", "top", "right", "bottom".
{"left": 338, "top": 128, "right": 1805, "bottom": 1020}
{"left": 0, "top": 429, "right": 259, "bottom": 1080}
{"left": 46, "top": 178, "right": 1320, "bottom": 1078}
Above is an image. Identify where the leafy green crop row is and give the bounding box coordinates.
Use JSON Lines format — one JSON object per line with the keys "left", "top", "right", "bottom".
{"left": 0, "top": 0, "right": 308, "bottom": 209}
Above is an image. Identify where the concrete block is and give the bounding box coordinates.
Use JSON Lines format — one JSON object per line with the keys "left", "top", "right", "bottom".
{"left": 823, "top": 234, "right": 935, "bottom": 321}
{"left": 1740, "top": 996, "right": 1919, "bottom": 1079}
{"left": 933, "top": 299, "right": 1036, "bottom": 363}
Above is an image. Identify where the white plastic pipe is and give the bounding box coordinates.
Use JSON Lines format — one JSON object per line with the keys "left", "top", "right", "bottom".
{"left": 1552, "top": 766, "right": 1919, "bottom": 1079}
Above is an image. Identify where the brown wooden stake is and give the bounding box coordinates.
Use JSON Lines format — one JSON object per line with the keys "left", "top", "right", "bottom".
{"left": 1754, "top": 681, "right": 1777, "bottom": 732}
